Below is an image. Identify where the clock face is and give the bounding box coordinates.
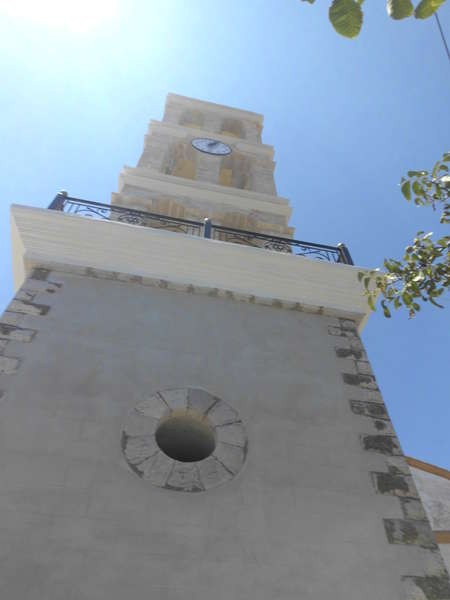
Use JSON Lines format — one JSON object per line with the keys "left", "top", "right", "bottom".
{"left": 191, "top": 138, "right": 231, "bottom": 156}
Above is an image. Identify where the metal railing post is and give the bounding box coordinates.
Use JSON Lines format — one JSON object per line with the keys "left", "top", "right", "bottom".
{"left": 203, "top": 218, "right": 212, "bottom": 239}
{"left": 48, "top": 190, "right": 68, "bottom": 211}
{"left": 337, "top": 242, "right": 354, "bottom": 265}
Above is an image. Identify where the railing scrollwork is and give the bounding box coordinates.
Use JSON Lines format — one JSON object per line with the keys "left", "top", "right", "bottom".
{"left": 48, "top": 193, "right": 353, "bottom": 265}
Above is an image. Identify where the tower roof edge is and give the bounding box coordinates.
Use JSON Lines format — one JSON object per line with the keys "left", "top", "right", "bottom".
{"left": 165, "top": 93, "right": 264, "bottom": 123}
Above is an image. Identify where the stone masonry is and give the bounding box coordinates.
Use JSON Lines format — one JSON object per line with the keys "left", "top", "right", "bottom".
{"left": 0, "top": 268, "right": 448, "bottom": 599}
{"left": 331, "top": 318, "right": 450, "bottom": 598}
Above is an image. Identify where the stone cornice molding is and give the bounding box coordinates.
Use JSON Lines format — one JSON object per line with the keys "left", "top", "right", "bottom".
{"left": 117, "top": 168, "right": 292, "bottom": 219}
{"left": 166, "top": 93, "right": 264, "bottom": 124}
{"left": 11, "top": 205, "right": 372, "bottom": 331}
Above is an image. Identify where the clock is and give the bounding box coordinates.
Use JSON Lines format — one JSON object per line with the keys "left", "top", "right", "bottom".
{"left": 191, "top": 138, "right": 232, "bottom": 156}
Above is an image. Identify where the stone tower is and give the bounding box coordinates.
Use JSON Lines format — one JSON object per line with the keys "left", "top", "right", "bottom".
{"left": 3, "top": 94, "right": 449, "bottom": 599}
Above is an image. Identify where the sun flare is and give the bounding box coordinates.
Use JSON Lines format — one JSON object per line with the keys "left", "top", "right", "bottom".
{"left": 0, "top": 0, "right": 120, "bottom": 32}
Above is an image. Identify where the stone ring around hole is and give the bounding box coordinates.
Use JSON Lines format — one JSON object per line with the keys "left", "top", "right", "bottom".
{"left": 121, "top": 388, "right": 247, "bottom": 492}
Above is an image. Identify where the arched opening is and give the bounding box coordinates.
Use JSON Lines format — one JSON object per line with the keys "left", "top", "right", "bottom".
{"left": 180, "top": 109, "right": 204, "bottom": 129}
{"left": 221, "top": 118, "right": 244, "bottom": 138}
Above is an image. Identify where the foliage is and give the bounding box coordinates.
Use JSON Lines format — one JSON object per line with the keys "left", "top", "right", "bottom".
{"left": 299, "top": 2, "right": 449, "bottom": 318}
{"left": 300, "top": 0, "right": 446, "bottom": 38}
{"left": 359, "top": 153, "right": 450, "bottom": 318}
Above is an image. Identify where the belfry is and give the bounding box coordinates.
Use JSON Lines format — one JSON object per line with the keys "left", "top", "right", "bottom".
{"left": 2, "top": 94, "right": 449, "bottom": 598}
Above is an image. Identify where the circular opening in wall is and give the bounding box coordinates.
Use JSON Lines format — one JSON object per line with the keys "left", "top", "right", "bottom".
{"left": 155, "top": 411, "right": 216, "bottom": 463}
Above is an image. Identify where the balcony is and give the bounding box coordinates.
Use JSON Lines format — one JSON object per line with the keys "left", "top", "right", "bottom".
{"left": 48, "top": 193, "right": 353, "bottom": 265}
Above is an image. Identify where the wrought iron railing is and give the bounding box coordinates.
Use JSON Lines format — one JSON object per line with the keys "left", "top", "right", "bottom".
{"left": 48, "top": 194, "right": 203, "bottom": 237}
{"left": 48, "top": 192, "right": 353, "bottom": 265}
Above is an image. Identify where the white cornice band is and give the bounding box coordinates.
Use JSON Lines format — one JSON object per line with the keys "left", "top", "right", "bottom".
{"left": 11, "top": 205, "right": 372, "bottom": 331}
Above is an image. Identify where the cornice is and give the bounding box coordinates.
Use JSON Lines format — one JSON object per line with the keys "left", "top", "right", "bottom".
{"left": 434, "top": 531, "right": 450, "bottom": 544}
{"left": 166, "top": 93, "right": 264, "bottom": 123}
{"left": 117, "top": 167, "right": 292, "bottom": 218}
{"left": 11, "top": 205, "right": 371, "bottom": 331}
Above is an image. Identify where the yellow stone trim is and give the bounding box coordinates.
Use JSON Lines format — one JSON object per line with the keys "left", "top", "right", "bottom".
{"left": 172, "top": 158, "right": 196, "bottom": 180}
{"left": 434, "top": 531, "right": 450, "bottom": 544}
{"left": 219, "top": 168, "right": 233, "bottom": 187}
{"left": 406, "top": 456, "right": 450, "bottom": 481}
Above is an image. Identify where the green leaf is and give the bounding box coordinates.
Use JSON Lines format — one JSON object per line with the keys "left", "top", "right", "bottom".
{"left": 329, "top": 0, "right": 364, "bottom": 38}
{"left": 300, "top": 0, "right": 316, "bottom": 3}
{"left": 402, "top": 291, "right": 412, "bottom": 306}
{"left": 408, "top": 170, "right": 428, "bottom": 177}
{"left": 412, "top": 180, "right": 424, "bottom": 196}
{"left": 381, "top": 300, "right": 392, "bottom": 318}
{"left": 432, "top": 161, "right": 441, "bottom": 178}
{"left": 387, "top": 0, "right": 414, "bottom": 19}
{"left": 429, "top": 297, "right": 445, "bottom": 308}
{"left": 415, "top": 0, "right": 446, "bottom": 19}
{"left": 401, "top": 180, "right": 411, "bottom": 200}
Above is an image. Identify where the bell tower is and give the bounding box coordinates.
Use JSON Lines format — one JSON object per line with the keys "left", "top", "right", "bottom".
{"left": 113, "top": 93, "right": 293, "bottom": 236}
{"left": 3, "top": 94, "right": 449, "bottom": 599}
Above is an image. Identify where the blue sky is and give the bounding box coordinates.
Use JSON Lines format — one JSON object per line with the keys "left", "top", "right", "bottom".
{"left": 0, "top": 0, "right": 449, "bottom": 468}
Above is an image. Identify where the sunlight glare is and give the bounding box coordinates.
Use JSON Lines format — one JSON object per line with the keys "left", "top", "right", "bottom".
{"left": 0, "top": 0, "right": 120, "bottom": 32}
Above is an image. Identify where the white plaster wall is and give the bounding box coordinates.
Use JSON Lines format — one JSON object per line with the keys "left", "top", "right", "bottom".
{"left": 411, "top": 467, "right": 450, "bottom": 531}
{"left": 441, "top": 546, "right": 450, "bottom": 571}
{"left": 0, "top": 272, "right": 443, "bottom": 599}
{"left": 410, "top": 466, "right": 450, "bottom": 574}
